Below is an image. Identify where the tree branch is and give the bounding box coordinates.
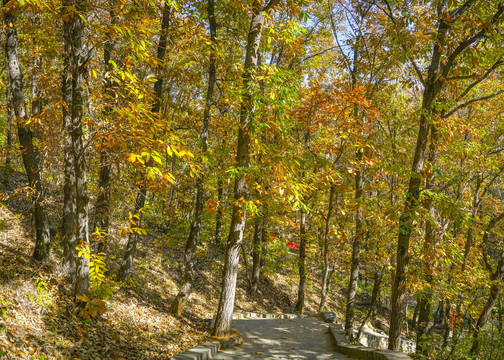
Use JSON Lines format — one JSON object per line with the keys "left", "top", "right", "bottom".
{"left": 443, "top": 90, "right": 504, "bottom": 118}
{"left": 380, "top": 0, "right": 425, "bottom": 86}
{"left": 457, "top": 58, "right": 503, "bottom": 100}
{"left": 441, "top": 4, "right": 504, "bottom": 78}
{"left": 448, "top": 0, "right": 476, "bottom": 22}
{"left": 482, "top": 212, "right": 504, "bottom": 273}
{"left": 302, "top": 46, "right": 338, "bottom": 62}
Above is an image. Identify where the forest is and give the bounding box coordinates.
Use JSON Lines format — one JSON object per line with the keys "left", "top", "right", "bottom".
{"left": 0, "top": 0, "right": 503, "bottom": 359}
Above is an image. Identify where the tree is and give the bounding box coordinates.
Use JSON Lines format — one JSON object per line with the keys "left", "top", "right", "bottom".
{"left": 4, "top": 0, "right": 51, "bottom": 261}
{"left": 169, "top": 0, "right": 217, "bottom": 315}
{"left": 62, "top": 0, "right": 90, "bottom": 297}
{"left": 118, "top": 3, "right": 171, "bottom": 281}
{"left": 381, "top": 0, "right": 504, "bottom": 349}
{"left": 212, "top": 0, "right": 280, "bottom": 337}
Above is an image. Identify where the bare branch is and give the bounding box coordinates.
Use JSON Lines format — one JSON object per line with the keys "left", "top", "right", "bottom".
{"left": 302, "top": 46, "right": 338, "bottom": 62}
{"left": 487, "top": 144, "right": 504, "bottom": 156}
{"left": 457, "top": 58, "right": 504, "bottom": 100}
{"left": 443, "top": 90, "right": 504, "bottom": 118}
{"left": 329, "top": 2, "right": 353, "bottom": 75}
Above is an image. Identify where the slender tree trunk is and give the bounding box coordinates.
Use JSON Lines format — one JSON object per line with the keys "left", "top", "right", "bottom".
{"left": 498, "top": 296, "right": 503, "bottom": 333}
{"left": 259, "top": 212, "right": 268, "bottom": 269}
{"left": 416, "top": 126, "right": 439, "bottom": 355}
{"left": 470, "top": 283, "right": 501, "bottom": 354}
{"left": 215, "top": 178, "right": 223, "bottom": 245}
{"left": 63, "top": 0, "right": 90, "bottom": 297}
{"left": 388, "top": 3, "right": 450, "bottom": 346}
{"left": 118, "top": 4, "right": 171, "bottom": 280}
{"left": 93, "top": 0, "right": 117, "bottom": 253}
{"left": 345, "top": 147, "right": 364, "bottom": 338}
{"left": 319, "top": 184, "right": 336, "bottom": 313}
{"left": 357, "top": 267, "right": 384, "bottom": 339}
{"left": 4, "top": 0, "right": 51, "bottom": 261}
{"left": 118, "top": 186, "right": 147, "bottom": 281}
{"left": 5, "top": 88, "right": 12, "bottom": 165}
{"left": 411, "top": 299, "right": 419, "bottom": 330}
{"left": 442, "top": 299, "right": 451, "bottom": 348}
{"left": 61, "top": 16, "right": 76, "bottom": 280}
{"left": 169, "top": 0, "right": 217, "bottom": 315}
{"left": 295, "top": 209, "right": 307, "bottom": 313}
{"left": 250, "top": 216, "right": 263, "bottom": 295}
{"left": 212, "top": 0, "right": 279, "bottom": 337}
{"left": 470, "top": 212, "right": 504, "bottom": 354}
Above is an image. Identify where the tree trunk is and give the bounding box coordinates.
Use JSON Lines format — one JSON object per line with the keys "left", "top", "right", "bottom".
{"left": 93, "top": 0, "right": 117, "bottom": 253}
{"left": 295, "top": 209, "right": 307, "bottom": 313}
{"left": 250, "top": 216, "right": 263, "bottom": 296}
{"left": 388, "top": 2, "right": 449, "bottom": 347}
{"left": 63, "top": 0, "right": 90, "bottom": 297}
{"left": 169, "top": 0, "right": 216, "bottom": 316}
{"left": 498, "top": 296, "right": 503, "bottom": 333}
{"left": 212, "top": 0, "right": 279, "bottom": 337}
{"left": 442, "top": 300, "right": 451, "bottom": 348}
{"left": 259, "top": 213, "right": 268, "bottom": 269}
{"left": 215, "top": 178, "right": 223, "bottom": 245}
{"left": 118, "top": 3, "right": 171, "bottom": 280}
{"left": 118, "top": 186, "right": 147, "bottom": 281}
{"left": 470, "top": 212, "right": 504, "bottom": 354}
{"left": 345, "top": 148, "right": 364, "bottom": 338}
{"left": 357, "top": 267, "right": 384, "bottom": 340}
{"left": 319, "top": 184, "right": 336, "bottom": 313}
{"left": 416, "top": 125, "right": 439, "bottom": 355}
{"left": 470, "top": 283, "right": 501, "bottom": 354}
{"left": 61, "top": 16, "right": 76, "bottom": 280}
{"left": 4, "top": 0, "right": 51, "bottom": 261}
{"left": 5, "top": 88, "right": 12, "bottom": 165}
{"left": 411, "top": 299, "right": 419, "bottom": 329}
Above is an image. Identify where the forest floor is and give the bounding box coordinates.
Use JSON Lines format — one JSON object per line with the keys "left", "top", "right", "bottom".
{"left": 0, "top": 165, "right": 389, "bottom": 359}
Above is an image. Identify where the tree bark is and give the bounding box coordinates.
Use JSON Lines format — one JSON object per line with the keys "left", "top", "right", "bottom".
{"left": 295, "top": 209, "right": 307, "bottom": 313}
{"left": 388, "top": 1, "right": 449, "bottom": 348}
{"left": 215, "top": 178, "right": 223, "bottom": 245}
{"left": 118, "top": 3, "right": 171, "bottom": 280}
{"left": 118, "top": 186, "right": 147, "bottom": 281}
{"left": 470, "top": 212, "right": 504, "bottom": 354}
{"left": 416, "top": 125, "right": 439, "bottom": 355}
{"left": 5, "top": 88, "right": 12, "bottom": 165}
{"left": 61, "top": 12, "right": 76, "bottom": 280}
{"left": 357, "top": 267, "right": 384, "bottom": 340}
{"left": 250, "top": 215, "right": 263, "bottom": 296}
{"left": 93, "top": 0, "right": 117, "bottom": 253}
{"left": 63, "top": 0, "right": 90, "bottom": 297}
{"left": 169, "top": 0, "right": 216, "bottom": 315}
{"left": 212, "top": 0, "right": 279, "bottom": 337}
{"left": 319, "top": 184, "right": 336, "bottom": 313}
{"left": 4, "top": 0, "right": 51, "bottom": 261}
{"left": 345, "top": 147, "right": 364, "bottom": 338}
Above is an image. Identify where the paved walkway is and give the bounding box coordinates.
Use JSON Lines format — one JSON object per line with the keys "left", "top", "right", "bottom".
{"left": 212, "top": 317, "right": 353, "bottom": 359}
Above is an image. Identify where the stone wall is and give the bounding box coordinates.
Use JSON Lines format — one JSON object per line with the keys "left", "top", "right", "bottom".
{"left": 330, "top": 324, "right": 413, "bottom": 360}
{"left": 355, "top": 327, "right": 416, "bottom": 353}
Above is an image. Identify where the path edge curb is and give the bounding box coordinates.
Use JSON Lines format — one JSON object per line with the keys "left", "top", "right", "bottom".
{"left": 329, "top": 324, "right": 413, "bottom": 360}
{"left": 170, "top": 335, "right": 244, "bottom": 360}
